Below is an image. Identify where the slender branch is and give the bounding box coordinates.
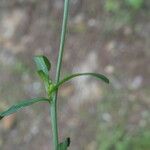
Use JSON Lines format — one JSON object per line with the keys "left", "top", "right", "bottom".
{"left": 50, "top": 0, "right": 70, "bottom": 150}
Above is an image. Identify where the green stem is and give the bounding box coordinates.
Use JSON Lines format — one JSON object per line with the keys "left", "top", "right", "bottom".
{"left": 50, "top": 96, "right": 58, "bottom": 150}
{"left": 50, "top": 0, "right": 70, "bottom": 150}
{"left": 56, "top": 0, "right": 70, "bottom": 83}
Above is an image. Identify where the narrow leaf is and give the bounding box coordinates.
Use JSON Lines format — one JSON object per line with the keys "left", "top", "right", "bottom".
{"left": 37, "top": 70, "right": 53, "bottom": 96}
{"left": 34, "top": 55, "right": 51, "bottom": 75}
{"left": 0, "top": 97, "right": 49, "bottom": 120}
{"left": 59, "top": 137, "right": 70, "bottom": 150}
{"left": 37, "top": 70, "right": 49, "bottom": 83}
{"left": 51, "top": 73, "right": 109, "bottom": 93}
{"left": 37, "top": 70, "right": 52, "bottom": 86}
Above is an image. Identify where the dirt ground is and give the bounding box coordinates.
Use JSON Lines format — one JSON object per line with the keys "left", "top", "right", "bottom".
{"left": 0, "top": 0, "right": 150, "bottom": 150}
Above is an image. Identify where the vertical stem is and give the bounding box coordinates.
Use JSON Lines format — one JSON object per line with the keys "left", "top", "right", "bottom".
{"left": 50, "top": 96, "right": 58, "bottom": 150}
{"left": 50, "top": 0, "right": 70, "bottom": 150}
{"left": 56, "top": 0, "right": 70, "bottom": 83}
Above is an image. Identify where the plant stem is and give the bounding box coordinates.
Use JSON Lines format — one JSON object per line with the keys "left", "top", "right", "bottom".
{"left": 50, "top": 0, "right": 70, "bottom": 150}
{"left": 50, "top": 96, "right": 59, "bottom": 150}
{"left": 56, "top": 0, "right": 70, "bottom": 83}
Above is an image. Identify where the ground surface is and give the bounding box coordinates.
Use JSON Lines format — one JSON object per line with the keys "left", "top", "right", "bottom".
{"left": 0, "top": 0, "right": 150, "bottom": 150}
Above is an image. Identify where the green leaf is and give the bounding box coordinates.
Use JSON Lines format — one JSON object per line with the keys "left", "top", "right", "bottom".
{"left": 51, "top": 73, "right": 109, "bottom": 93}
{"left": 34, "top": 55, "right": 51, "bottom": 75}
{"left": 59, "top": 138, "right": 70, "bottom": 150}
{"left": 37, "top": 70, "right": 49, "bottom": 83}
{"left": 0, "top": 97, "right": 49, "bottom": 120}
{"left": 37, "top": 70, "right": 52, "bottom": 86}
{"left": 37, "top": 70, "right": 53, "bottom": 96}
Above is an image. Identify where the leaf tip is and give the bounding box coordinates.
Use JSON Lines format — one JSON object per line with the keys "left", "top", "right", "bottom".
{"left": 0, "top": 116, "right": 4, "bottom": 120}
{"left": 67, "top": 137, "right": 71, "bottom": 147}
{"left": 106, "top": 78, "right": 110, "bottom": 84}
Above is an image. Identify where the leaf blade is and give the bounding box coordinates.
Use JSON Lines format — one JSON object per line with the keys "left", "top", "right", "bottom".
{"left": 0, "top": 97, "right": 49, "bottom": 120}
{"left": 59, "top": 138, "right": 70, "bottom": 150}
{"left": 51, "top": 72, "right": 109, "bottom": 93}
{"left": 34, "top": 55, "right": 51, "bottom": 75}
{"left": 37, "top": 70, "right": 49, "bottom": 82}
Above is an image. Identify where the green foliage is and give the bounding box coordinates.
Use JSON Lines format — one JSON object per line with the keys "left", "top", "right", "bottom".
{"left": 97, "top": 127, "right": 126, "bottom": 150}
{"left": 126, "top": 0, "right": 144, "bottom": 9}
{"left": 59, "top": 73, "right": 109, "bottom": 84}
{"left": 34, "top": 55, "right": 53, "bottom": 96}
{"left": 51, "top": 73, "right": 109, "bottom": 93}
{"left": 104, "top": 0, "right": 144, "bottom": 13}
{"left": 34, "top": 55, "right": 51, "bottom": 75}
{"left": 103, "top": 0, "right": 144, "bottom": 32}
{"left": 0, "top": 97, "right": 49, "bottom": 120}
{"left": 97, "top": 128, "right": 150, "bottom": 150}
{"left": 96, "top": 87, "right": 150, "bottom": 150}
{"left": 104, "top": 0, "right": 120, "bottom": 13}
{"left": 131, "top": 130, "right": 150, "bottom": 150}
{"left": 59, "top": 138, "right": 70, "bottom": 150}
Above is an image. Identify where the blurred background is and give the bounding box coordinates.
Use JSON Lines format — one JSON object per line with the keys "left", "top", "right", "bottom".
{"left": 0, "top": 0, "right": 150, "bottom": 149}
